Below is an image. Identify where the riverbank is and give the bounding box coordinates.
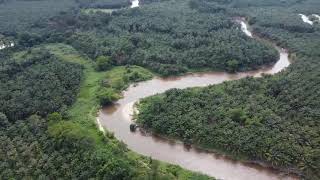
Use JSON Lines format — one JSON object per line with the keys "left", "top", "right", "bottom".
{"left": 134, "top": 102, "right": 301, "bottom": 179}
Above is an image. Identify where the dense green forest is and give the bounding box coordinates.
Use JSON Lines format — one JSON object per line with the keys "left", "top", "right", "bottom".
{"left": 0, "top": 0, "right": 214, "bottom": 178}
{"left": 1, "top": 0, "right": 320, "bottom": 179}
{"left": 1, "top": 0, "right": 279, "bottom": 75}
{"left": 137, "top": 0, "right": 320, "bottom": 179}
{"left": 58, "top": 0, "right": 279, "bottom": 75}
{"left": 0, "top": 42, "right": 212, "bottom": 179}
{"left": 0, "top": 49, "right": 82, "bottom": 120}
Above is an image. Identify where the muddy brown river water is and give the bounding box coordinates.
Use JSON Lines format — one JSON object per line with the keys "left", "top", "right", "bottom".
{"left": 98, "top": 20, "right": 299, "bottom": 180}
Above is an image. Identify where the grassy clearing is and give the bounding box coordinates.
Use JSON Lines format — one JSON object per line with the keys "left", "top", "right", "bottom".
{"left": 44, "top": 43, "right": 107, "bottom": 146}
{"left": 104, "top": 65, "right": 153, "bottom": 91}
{"left": 45, "top": 43, "right": 153, "bottom": 130}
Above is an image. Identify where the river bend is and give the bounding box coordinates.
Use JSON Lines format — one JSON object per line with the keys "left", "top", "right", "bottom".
{"left": 98, "top": 20, "right": 298, "bottom": 180}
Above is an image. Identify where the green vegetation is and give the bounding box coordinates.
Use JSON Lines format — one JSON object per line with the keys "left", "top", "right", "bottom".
{"left": 0, "top": 42, "right": 212, "bottom": 179}
{"left": 2, "top": 0, "right": 279, "bottom": 76}
{"left": 0, "top": 46, "right": 83, "bottom": 121}
{"left": 60, "top": 43, "right": 153, "bottom": 125}
{"left": 0, "top": 0, "right": 130, "bottom": 33}
{"left": 0, "top": 0, "right": 77, "bottom": 33}
{"left": 94, "top": 65, "right": 153, "bottom": 106}
{"left": 1, "top": 0, "right": 320, "bottom": 179}
{"left": 41, "top": 43, "right": 152, "bottom": 131}
{"left": 13, "top": 0, "right": 275, "bottom": 76}
{"left": 0, "top": 113, "right": 213, "bottom": 179}
{"left": 73, "top": 0, "right": 278, "bottom": 75}
{"left": 96, "top": 55, "right": 113, "bottom": 71}
{"left": 137, "top": 0, "right": 320, "bottom": 179}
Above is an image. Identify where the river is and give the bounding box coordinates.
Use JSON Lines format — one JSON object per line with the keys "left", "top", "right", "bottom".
{"left": 98, "top": 20, "right": 299, "bottom": 180}
{"left": 299, "top": 14, "right": 313, "bottom": 25}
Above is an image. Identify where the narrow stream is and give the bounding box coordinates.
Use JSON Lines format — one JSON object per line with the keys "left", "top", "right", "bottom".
{"left": 299, "top": 14, "right": 313, "bottom": 25}
{"left": 98, "top": 20, "right": 298, "bottom": 180}
{"left": 240, "top": 21, "right": 253, "bottom": 37}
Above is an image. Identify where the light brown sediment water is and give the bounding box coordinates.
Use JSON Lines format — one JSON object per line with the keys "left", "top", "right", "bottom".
{"left": 98, "top": 21, "right": 299, "bottom": 180}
